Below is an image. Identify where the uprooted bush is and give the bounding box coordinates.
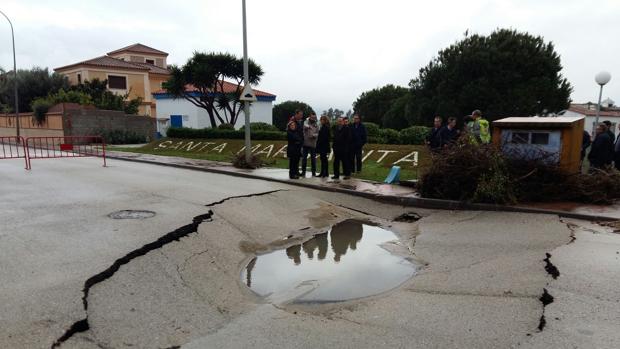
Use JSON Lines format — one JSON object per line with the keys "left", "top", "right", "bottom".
{"left": 418, "top": 140, "right": 620, "bottom": 205}
{"left": 232, "top": 152, "right": 268, "bottom": 169}
{"left": 418, "top": 140, "right": 516, "bottom": 204}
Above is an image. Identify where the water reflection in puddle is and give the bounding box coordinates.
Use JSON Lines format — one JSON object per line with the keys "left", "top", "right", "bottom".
{"left": 242, "top": 220, "right": 417, "bottom": 303}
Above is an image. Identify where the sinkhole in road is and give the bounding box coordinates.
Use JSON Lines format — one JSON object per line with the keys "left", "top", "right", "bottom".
{"left": 241, "top": 219, "right": 418, "bottom": 304}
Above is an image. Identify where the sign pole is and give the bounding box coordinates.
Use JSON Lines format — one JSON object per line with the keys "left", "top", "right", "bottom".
{"left": 242, "top": 0, "right": 251, "bottom": 163}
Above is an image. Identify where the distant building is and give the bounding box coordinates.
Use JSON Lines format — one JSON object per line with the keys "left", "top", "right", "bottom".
{"left": 153, "top": 82, "right": 276, "bottom": 137}
{"left": 55, "top": 43, "right": 170, "bottom": 117}
{"left": 561, "top": 100, "right": 620, "bottom": 134}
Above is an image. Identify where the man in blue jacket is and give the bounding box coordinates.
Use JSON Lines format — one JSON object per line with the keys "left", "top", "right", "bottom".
{"left": 350, "top": 114, "right": 368, "bottom": 173}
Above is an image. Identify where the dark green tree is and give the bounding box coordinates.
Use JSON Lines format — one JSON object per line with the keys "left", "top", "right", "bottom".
{"left": 70, "top": 78, "right": 142, "bottom": 114}
{"left": 398, "top": 29, "right": 572, "bottom": 126}
{"left": 0, "top": 67, "right": 69, "bottom": 113}
{"left": 30, "top": 78, "right": 143, "bottom": 118}
{"left": 353, "top": 84, "right": 408, "bottom": 125}
{"left": 164, "top": 52, "right": 264, "bottom": 127}
{"left": 272, "top": 100, "right": 315, "bottom": 131}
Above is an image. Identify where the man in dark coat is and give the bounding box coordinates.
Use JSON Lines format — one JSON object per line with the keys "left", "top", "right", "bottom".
{"left": 332, "top": 117, "right": 352, "bottom": 180}
{"left": 425, "top": 116, "right": 443, "bottom": 152}
{"left": 287, "top": 121, "right": 303, "bottom": 179}
{"left": 588, "top": 123, "right": 614, "bottom": 170}
{"left": 581, "top": 130, "right": 592, "bottom": 171}
{"left": 603, "top": 120, "right": 616, "bottom": 142}
{"left": 614, "top": 123, "right": 620, "bottom": 171}
{"left": 350, "top": 114, "right": 367, "bottom": 173}
{"left": 438, "top": 117, "right": 459, "bottom": 148}
{"left": 293, "top": 109, "right": 304, "bottom": 175}
{"left": 316, "top": 115, "right": 331, "bottom": 177}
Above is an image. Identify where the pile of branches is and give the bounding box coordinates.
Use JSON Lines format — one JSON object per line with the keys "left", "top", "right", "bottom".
{"left": 418, "top": 140, "right": 620, "bottom": 205}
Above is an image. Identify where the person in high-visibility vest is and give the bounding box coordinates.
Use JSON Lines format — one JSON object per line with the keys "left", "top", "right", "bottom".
{"left": 467, "top": 109, "right": 491, "bottom": 144}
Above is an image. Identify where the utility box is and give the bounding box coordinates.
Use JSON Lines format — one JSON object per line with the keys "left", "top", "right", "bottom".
{"left": 492, "top": 116, "right": 585, "bottom": 173}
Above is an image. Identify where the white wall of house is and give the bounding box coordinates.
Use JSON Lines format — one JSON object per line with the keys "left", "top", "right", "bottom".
{"left": 154, "top": 97, "right": 275, "bottom": 136}
{"left": 562, "top": 110, "right": 620, "bottom": 135}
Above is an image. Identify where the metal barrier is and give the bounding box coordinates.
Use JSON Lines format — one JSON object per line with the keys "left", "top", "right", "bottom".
{"left": 0, "top": 136, "right": 27, "bottom": 169}
{"left": 25, "top": 136, "right": 106, "bottom": 170}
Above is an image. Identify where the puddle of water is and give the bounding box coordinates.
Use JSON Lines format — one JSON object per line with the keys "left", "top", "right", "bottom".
{"left": 241, "top": 219, "right": 417, "bottom": 304}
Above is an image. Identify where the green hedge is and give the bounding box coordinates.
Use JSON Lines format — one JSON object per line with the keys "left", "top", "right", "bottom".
{"left": 167, "top": 127, "right": 286, "bottom": 141}
{"left": 167, "top": 125, "right": 431, "bottom": 145}
{"left": 400, "top": 126, "right": 431, "bottom": 145}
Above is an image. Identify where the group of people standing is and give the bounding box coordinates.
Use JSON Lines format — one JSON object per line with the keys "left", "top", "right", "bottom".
{"left": 425, "top": 109, "right": 491, "bottom": 151}
{"left": 287, "top": 110, "right": 367, "bottom": 180}
{"left": 585, "top": 120, "right": 620, "bottom": 171}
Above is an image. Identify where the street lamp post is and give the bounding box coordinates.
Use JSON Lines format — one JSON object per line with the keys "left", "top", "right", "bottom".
{"left": 594, "top": 71, "right": 612, "bottom": 133}
{"left": 0, "top": 10, "right": 20, "bottom": 137}
{"left": 241, "top": 0, "right": 251, "bottom": 163}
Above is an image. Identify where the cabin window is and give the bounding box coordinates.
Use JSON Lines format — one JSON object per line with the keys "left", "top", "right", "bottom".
{"left": 108, "top": 75, "right": 127, "bottom": 89}
{"left": 77, "top": 73, "right": 82, "bottom": 84}
{"left": 511, "top": 132, "right": 529, "bottom": 144}
{"left": 531, "top": 133, "right": 550, "bottom": 145}
{"left": 145, "top": 59, "right": 155, "bottom": 65}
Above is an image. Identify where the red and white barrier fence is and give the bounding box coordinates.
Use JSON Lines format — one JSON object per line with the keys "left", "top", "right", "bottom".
{"left": 0, "top": 135, "right": 106, "bottom": 170}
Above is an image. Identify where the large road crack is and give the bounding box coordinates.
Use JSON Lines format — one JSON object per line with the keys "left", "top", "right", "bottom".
{"left": 51, "top": 189, "right": 286, "bottom": 348}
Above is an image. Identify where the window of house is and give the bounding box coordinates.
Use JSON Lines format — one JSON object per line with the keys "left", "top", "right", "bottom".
{"left": 108, "top": 75, "right": 127, "bottom": 89}
{"left": 511, "top": 132, "right": 529, "bottom": 144}
{"left": 145, "top": 59, "right": 155, "bottom": 65}
{"left": 531, "top": 133, "right": 550, "bottom": 145}
{"left": 77, "top": 73, "right": 82, "bottom": 84}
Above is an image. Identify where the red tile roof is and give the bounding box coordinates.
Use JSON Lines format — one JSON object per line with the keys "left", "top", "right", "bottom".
{"left": 107, "top": 43, "right": 168, "bottom": 56}
{"left": 154, "top": 80, "right": 275, "bottom": 97}
{"left": 55, "top": 55, "right": 151, "bottom": 72}
{"left": 131, "top": 62, "right": 170, "bottom": 75}
{"left": 55, "top": 56, "right": 170, "bottom": 75}
{"left": 568, "top": 105, "right": 620, "bottom": 118}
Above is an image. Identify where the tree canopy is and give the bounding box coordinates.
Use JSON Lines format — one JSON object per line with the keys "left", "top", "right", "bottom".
{"left": 352, "top": 84, "right": 408, "bottom": 126}
{"left": 30, "top": 78, "right": 143, "bottom": 123}
{"left": 272, "top": 100, "right": 315, "bottom": 131}
{"left": 0, "top": 67, "right": 69, "bottom": 113}
{"left": 163, "top": 52, "right": 264, "bottom": 127}
{"left": 389, "top": 29, "right": 572, "bottom": 127}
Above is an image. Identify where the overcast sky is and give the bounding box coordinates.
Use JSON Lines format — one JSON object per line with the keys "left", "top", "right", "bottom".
{"left": 1, "top": 0, "right": 618, "bottom": 114}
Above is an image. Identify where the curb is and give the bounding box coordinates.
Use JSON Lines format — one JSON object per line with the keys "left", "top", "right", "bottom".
{"left": 106, "top": 154, "right": 619, "bottom": 222}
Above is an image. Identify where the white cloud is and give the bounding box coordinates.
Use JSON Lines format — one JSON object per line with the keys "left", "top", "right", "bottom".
{"left": 0, "top": 0, "right": 618, "bottom": 115}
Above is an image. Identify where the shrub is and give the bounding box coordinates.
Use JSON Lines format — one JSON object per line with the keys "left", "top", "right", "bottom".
{"left": 418, "top": 140, "right": 516, "bottom": 204}
{"left": 400, "top": 126, "right": 431, "bottom": 145}
{"left": 218, "top": 123, "right": 235, "bottom": 130}
{"left": 166, "top": 127, "right": 286, "bottom": 141}
{"left": 379, "top": 128, "right": 401, "bottom": 144}
{"left": 232, "top": 152, "right": 266, "bottom": 169}
{"left": 419, "top": 139, "right": 620, "bottom": 205}
{"left": 364, "top": 122, "right": 381, "bottom": 137}
{"left": 31, "top": 99, "right": 52, "bottom": 125}
{"left": 249, "top": 122, "right": 279, "bottom": 132}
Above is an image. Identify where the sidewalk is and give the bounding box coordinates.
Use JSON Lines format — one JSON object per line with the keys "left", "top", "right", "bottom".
{"left": 106, "top": 150, "right": 620, "bottom": 222}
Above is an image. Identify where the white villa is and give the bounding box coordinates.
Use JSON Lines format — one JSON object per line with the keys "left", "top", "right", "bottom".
{"left": 153, "top": 82, "right": 276, "bottom": 137}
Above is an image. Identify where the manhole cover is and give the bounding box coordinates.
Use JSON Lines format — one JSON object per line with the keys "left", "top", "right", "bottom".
{"left": 108, "top": 210, "right": 156, "bottom": 219}
{"left": 242, "top": 219, "right": 418, "bottom": 304}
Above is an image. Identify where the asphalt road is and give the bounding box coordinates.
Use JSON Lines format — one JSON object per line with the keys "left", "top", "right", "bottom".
{"left": 1, "top": 157, "right": 618, "bottom": 349}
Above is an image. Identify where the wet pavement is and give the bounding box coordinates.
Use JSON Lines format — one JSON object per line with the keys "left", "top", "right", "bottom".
{"left": 524, "top": 201, "right": 620, "bottom": 219}
{"left": 2, "top": 157, "right": 619, "bottom": 348}
{"left": 107, "top": 150, "right": 620, "bottom": 220}
{"left": 242, "top": 220, "right": 418, "bottom": 304}
{"left": 106, "top": 150, "right": 418, "bottom": 198}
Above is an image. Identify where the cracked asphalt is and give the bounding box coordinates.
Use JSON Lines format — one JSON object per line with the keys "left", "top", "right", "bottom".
{"left": 1, "top": 157, "right": 619, "bottom": 349}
